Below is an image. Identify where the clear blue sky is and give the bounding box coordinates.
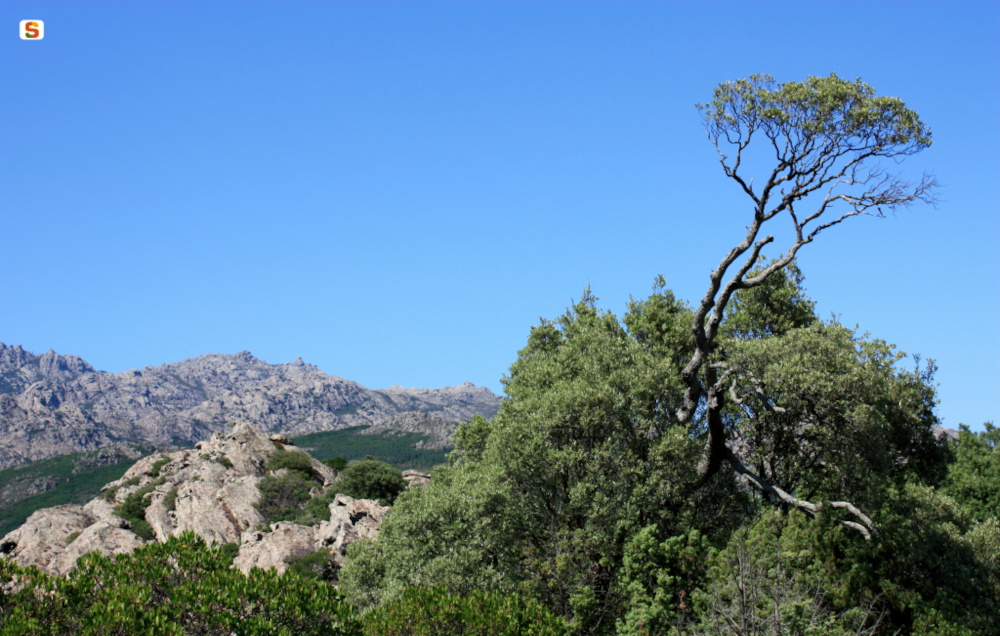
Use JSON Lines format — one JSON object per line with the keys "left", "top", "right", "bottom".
{"left": 3, "top": 1, "right": 997, "bottom": 429}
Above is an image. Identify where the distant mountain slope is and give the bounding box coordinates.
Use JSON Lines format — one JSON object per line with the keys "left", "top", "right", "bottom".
{"left": 0, "top": 343, "right": 501, "bottom": 470}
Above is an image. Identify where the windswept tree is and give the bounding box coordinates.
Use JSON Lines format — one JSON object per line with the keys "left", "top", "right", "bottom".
{"left": 679, "top": 74, "right": 936, "bottom": 539}
{"left": 341, "top": 74, "right": 954, "bottom": 634}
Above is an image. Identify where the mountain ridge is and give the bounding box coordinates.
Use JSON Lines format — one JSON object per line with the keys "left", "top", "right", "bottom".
{"left": 0, "top": 342, "right": 501, "bottom": 470}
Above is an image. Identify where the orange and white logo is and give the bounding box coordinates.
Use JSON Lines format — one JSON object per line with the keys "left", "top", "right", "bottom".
{"left": 20, "top": 20, "right": 44, "bottom": 40}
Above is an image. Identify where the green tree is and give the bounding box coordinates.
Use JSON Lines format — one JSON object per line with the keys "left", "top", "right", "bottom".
{"left": 677, "top": 74, "right": 936, "bottom": 539}
{"left": 943, "top": 423, "right": 1000, "bottom": 523}
{"left": 337, "top": 459, "right": 407, "bottom": 506}
{"left": 342, "top": 290, "right": 741, "bottom": 632}
{"left": 720, "top": 267, "right": 947, "bottom": 513}
{"left": 340, "top": 74, "right": 945, "bottom": 633}
{"left": 363, "top": 585, "right": 568, "bottom": 635}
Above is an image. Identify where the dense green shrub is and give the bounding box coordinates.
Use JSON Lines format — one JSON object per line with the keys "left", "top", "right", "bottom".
{"left": 336, "top": 460, "right": 407, "bottom": 506}
{"left": 287, "top": 547, "right": 337, "bottom": 582}
{"left": 113, "top": 482, "right": 161, "bottom": 541}
{"left": 0, "top": 532, "right": 362, "bottom": 635}
{"left": 256, "top": 471, "right": 314, "bottom": 524}
{"left": 362, "top": 585, "right": 567, "bottom": 635}
{"left": 324, "top": 456, "right": 348, "bottom": 472}
{"left": 267, "top": 449, "right": 320, "bottom": 481}
{"left": 943, "top": 423, "right": 1000, "bottom": 523}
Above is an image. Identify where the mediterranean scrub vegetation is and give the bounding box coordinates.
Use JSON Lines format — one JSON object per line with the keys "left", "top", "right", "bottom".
{"left": 3, "top": 74, "right": 997, "bottom": 635}
{"left": 338, "top": 74, "right": 998, "bottom": 634}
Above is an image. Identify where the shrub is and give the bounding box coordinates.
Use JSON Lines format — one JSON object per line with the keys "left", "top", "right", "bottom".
{"left": 362, "top": 585, "right": 567, "bottom": 635}
{"left": 299, "top": 489, "right": 338, "bottom": 525}
{"left": 149, "top": 457, "right": 171, "bottom": 478}
{"left": 256, "top": 472, "right": 314, "bottom": 524}
{"left": 113, "top": 481, "right": 162, "bottom": 541}
{"left": 267, "top": 449, "right": 320, "bottom": 481}
{"left": 0, "top": 532, "right": 362, "bottom": 635}
{"left": 287, "top": 547, "right": 337, "bottom": 582}
{"left": 337, "top": 460, "right": 407, "bottom": 506}
{"left": 164, "top": 486, "right": 179, "bottom": 511}
{"left": 323, "top": 456, "right": 348, "bottom": 472}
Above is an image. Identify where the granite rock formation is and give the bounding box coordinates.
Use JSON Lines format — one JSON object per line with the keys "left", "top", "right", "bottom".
{"left": 0, "top": 421, "right": 391, "bottom": 578}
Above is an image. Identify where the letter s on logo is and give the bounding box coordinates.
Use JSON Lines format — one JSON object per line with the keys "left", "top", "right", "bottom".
{"left": 20, "top": 20, "right": 44, "bottom": 40}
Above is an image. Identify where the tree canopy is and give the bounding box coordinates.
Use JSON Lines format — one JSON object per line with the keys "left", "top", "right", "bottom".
{"left": 337, "top": 74, "right": 1000, "bottom": 635}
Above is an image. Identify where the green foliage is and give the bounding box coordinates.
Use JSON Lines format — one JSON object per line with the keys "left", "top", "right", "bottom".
{"left": 860, "top": 483, "right": 1000, "bottom": 634}
{"left": 113, "top": 481, "right": 162, "bottom": 541}
{"left": 266, "top": 448, "right": 320, "bottom": 481}
{"left": 149, "top": 456, "right": 172, "bottom": 478}
{"left": 64, "top": 531, "right": 80, "bottom": 544}
{"left": 163, "top": 485, "right": 179, "bottom": 511}
{"left": 942, "top": 423, "right": 1000, "bottom": 523}
{"left": 324, "top": 456, "right": 348, "bottom": 472}
{"left": 0, "top": 458, "right": 133, "bottom": 536}
{"left": 723, "top": 260, "right": 818, "bottom": 340}
{"left": 336, "top": 460, "right": 407, "bottom": 506}
{"left": 339, "top": 462, "right": 523, "bottom": 609}
{"left": 0, "top": 532, "right": 362, "bottom": 635}
{"left": 286, "top": 547, "right": 337, "bottom": 582}
{"left": 293, "top": 426, "right": 449, "bottom": 471}
{"left": 726, "top": 319, "right": 948, "bottom": 502}
{"left": 698, "top": 73, "right": 932, "bottom": 155}
{"left": 616, "top": 526, "right": 710, "bottom": 635}
{"left": 343, "top": 272, "right": 953, "bottom": 633}
{"left": 362, "top": 585, "right": 568, "bottom": 636}
{"left": 256, "top": 471, "right": 314, "bottom": 524}
{"left": 301, "top": 488, "right": 338, "bottom": 524}
{"left": 342, "top": 290, "right": 739, "bottom": 630}
{"left": 679, "top": 510, "right": 884, "bottom": 636}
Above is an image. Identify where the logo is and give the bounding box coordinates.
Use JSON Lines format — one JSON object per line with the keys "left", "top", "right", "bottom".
{"left": 20, "top": 20, "right": 44, "bottom": 40}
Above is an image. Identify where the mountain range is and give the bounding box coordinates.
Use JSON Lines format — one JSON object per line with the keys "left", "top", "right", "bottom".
{"left": 0, "top": 343, "right": 501, "bottom": 471}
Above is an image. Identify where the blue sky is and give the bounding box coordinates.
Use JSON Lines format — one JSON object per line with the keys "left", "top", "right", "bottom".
{"left": 2, "top": 1, "right": 997, "bottom": 430}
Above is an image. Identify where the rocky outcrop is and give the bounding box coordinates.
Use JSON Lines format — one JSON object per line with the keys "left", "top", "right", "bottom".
{"left": 0, "top": 421, "right": 392, "bottom": 579}
{"left": 0, "top": 500, "right": 145, "bottom": 576}
{"left": 0, "top": 342, "right": 501, "bottom": 470}
{"left": 402, "top": 469, "right": 432, "bottom": 489}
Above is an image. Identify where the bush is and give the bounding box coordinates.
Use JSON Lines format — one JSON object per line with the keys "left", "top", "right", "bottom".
{"left": 256, "top": 472, "right": 314, "bottom": 524}
{"left": 0, "top": 532, "right": 362, "bottom": 635}
{"left": 362, "top": 585, "right": 567, "bottom": 635}
{"left": 164, "top": 486, "right": 179, "bottom": 511}
{"left": 337, "top": 460, "right": 407, "bottom": 506}
{"left": 149, "top": 457, "right": 171, "bottom": 478}
{"left": 113, "top": 482, "right": 161, "bottom": 540}
{"left": 323, "top": 456, "right": 348, "bottom": 472}
{"left": 267, "top": 449, "right": 320, "bottom": 481}
{"left": 287, "top": 547, "right": 337, "bottom": 582}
